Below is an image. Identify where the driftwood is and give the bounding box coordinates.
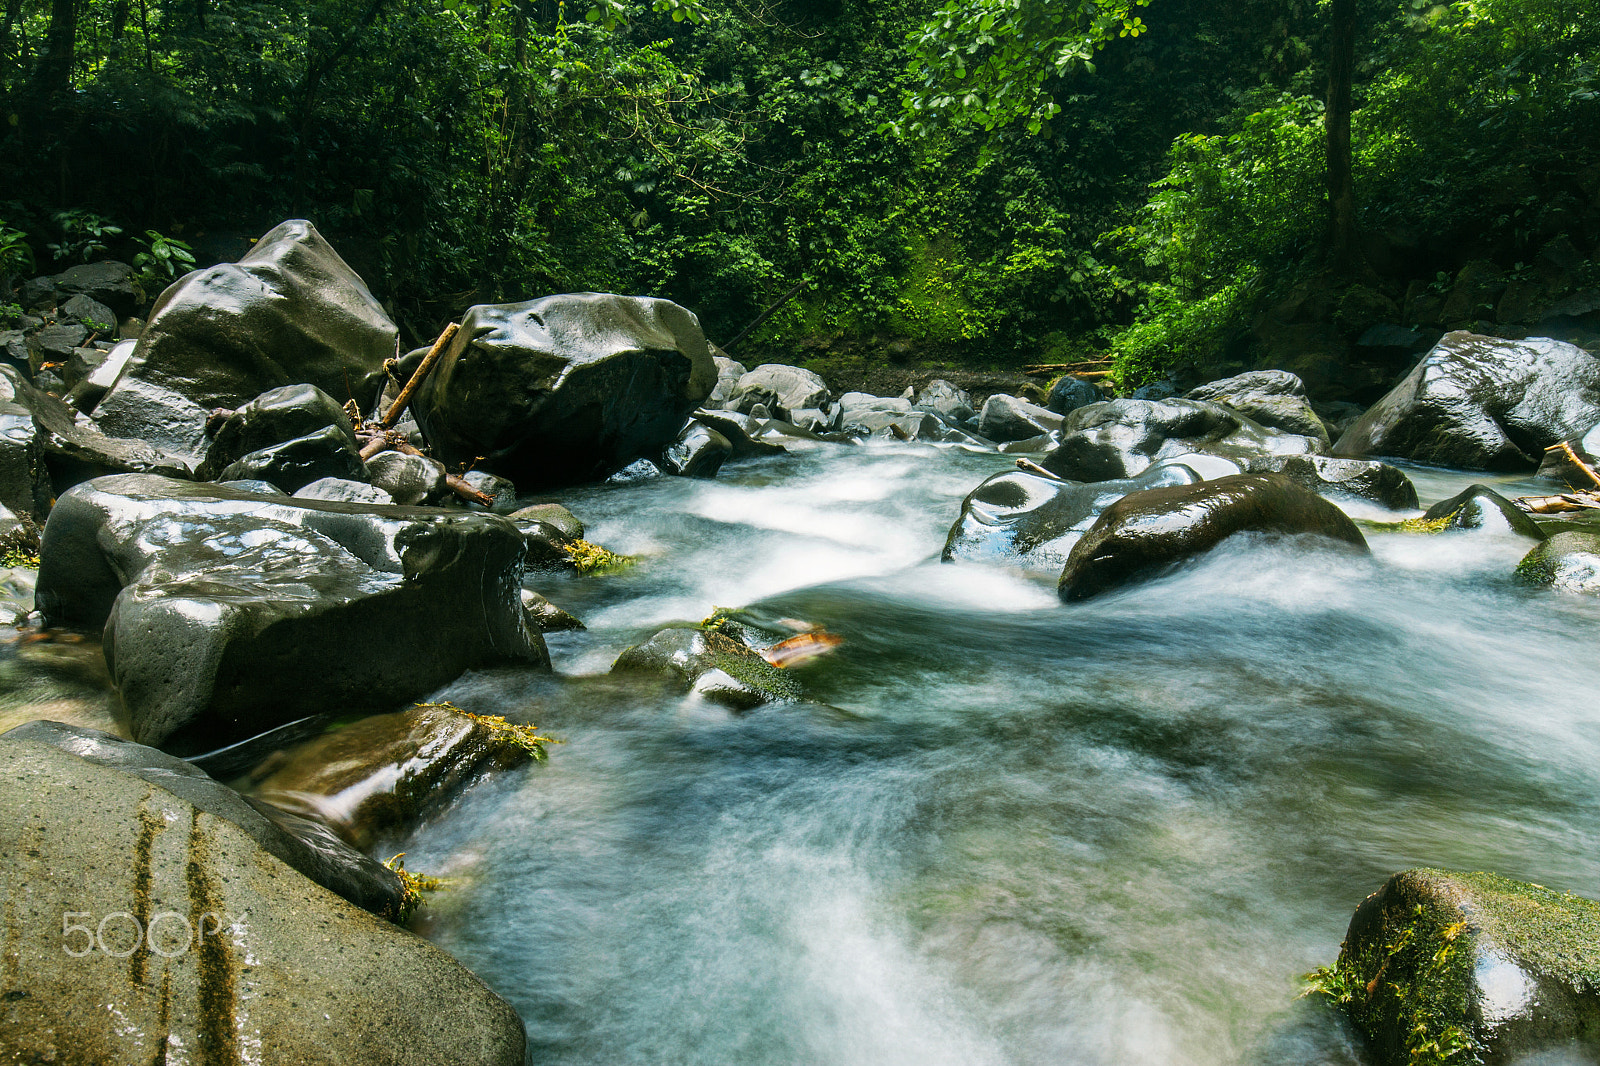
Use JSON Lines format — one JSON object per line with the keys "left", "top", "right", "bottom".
{"left": 1015, "top": 458, "right": 1063, "bottom": 480}
{"left": 379, "top": 322, "right": 459, "bottom": 430}
{"left": 1022, "top": 361, "right": 1112, "bottom": 379}
{"left": 1515, "top": 441, "right": 1600, "bottom": 514}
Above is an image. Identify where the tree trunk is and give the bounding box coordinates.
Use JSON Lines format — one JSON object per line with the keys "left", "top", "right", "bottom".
{"left": 1325, "top": 0, "right": 1358, "bottom": 275}
{"left": 33, "top": 0, "right": 77, "bottom": 96}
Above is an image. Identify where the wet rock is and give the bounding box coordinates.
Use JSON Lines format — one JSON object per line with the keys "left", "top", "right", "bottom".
{"left": 1057, "top": 473, "right": 1370, "bottom": 601}
{"left": 708, "top": 352, "right": 747, "bottom": 407}
{"left": 943, "top": 461, "right": 1211, "bottom": 571}
{"left": 36, "top": 474, "right": 548, "bottom": 750}
{"left": 1131, "top": 379, "right": 1180, "bottom": 400}
{"left": 294, "top": 477, "right": 394, "bottom": 505}
{"left": 838, "top": 391, "right": 911, "bottom": 421}
{"left": 1320, "top": 868, "right": 1600, "bottom": 1066}
{"left": 1332, "top": 332, "right": 1600, "bottom": 471}
{"left": 93, "top": 221, "right": 397, "bottom": 465}
{"left": 62, "top": 345, "right": 107, "bottom": 388}
{"left": 914, "top": 379, "right": 976, "bottom": 423}
{"left": 64, "top": 337, "right": 134, "bottom": 413}
{"left": 661, "top": 420, "right": 732, "bottom": 478}
{"left": 1043, "top": 398, "right": 1321, "bottom": 483}
{"left": 0, "top": 565, "right": 36, "bottom": 627}
{"left": 726, "top": 364, "right": 830, "bottom": 420}
{"left": 515, "top": 519, "right": 579, "bottom": 570}
{"left": 0, "top": 720, "right": 407, "bottom": 917}
{"left": 1313, "top": 400, "right": 1368, "bottom": 439}
{"left": 365, "top": 449, "right": 447, "bottom": 506}
{"left": 1044, "top": 375, "right": 1102, "bottom": 416}
{"left": 1186, "top": 369, "right": 1331, "bottom": 449}
{"left": 0, "top": 739, "right": 526, "bottom": 1065}
{"left": 521, "top": 589, "right": 584, "bottom": 632}
{"left": 218, "top": 478, "right": 287, "bottom": 496}
{"left": 58, "top": 293, "right": 118, "bottom": 332}
{"left": 456, "top": 470, "right": 518, "bottom": 514}
{"left": 784, "top": 406, "right": 837, "bottom": 433}
{"left": 412, "top": 293, "right": 714, "bottom": 489}
{"left": 1419, "top": 485, "right": 1545, "bottom": 539}
{"left": 18, "top": 276, "right": 57, "bottom": 312}
{"left": 612, "top": 627, "right": 801, "bottom": 707}
{"left": 51, "top": 260, "right": 139, "bottom": 319}
{"left": 1245, "top": 454, "right": 1419, "bottom": 510}
{"left": 1516, "top": 531, "right": 1600, "bottom": 593}
{"left": 26, "top": 322, "right": 89, "bottom": 368}
{"left": 690, "top": 409, "right": 787, "bottom": 459}
{"left": 1535, "top": 422, "right": 1600, "bottom": 485}
{"left": 607, "top": 458, "right": 663, "bottom": 484}
{"left": 217, "top": 425, "right": 368, "bottom": 494}
{"left": 0, "top": 330, "right": 28, "bottom": 370}
{"left": 509, "top": 502, "right": 583, "bottom": 541}
{"left": 843, "top": 409, "right": 947, "bottom": 441}
{"left": 249, "top": 703, "right": 539, "bottom": 850}
{"left": 199, "top": 383, "right": 359, "bottom": 480}
{"left": 978, "top": 394, "right": 1062, "bottom": 443}
{"left": 0, "top": 380, "right": 51, "bottom": 521}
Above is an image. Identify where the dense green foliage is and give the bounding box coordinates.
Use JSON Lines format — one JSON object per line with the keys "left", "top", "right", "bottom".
{"left": 1, "top": 0, "right": 1596, "bottom": 381}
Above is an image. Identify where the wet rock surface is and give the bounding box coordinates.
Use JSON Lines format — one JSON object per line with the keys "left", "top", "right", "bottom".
{"left": 0, "top": 719, "right": 408, "bottom": 917}
{"left": 198, "top": 383, "right": 359, "bottom": 480}
{"left": 1516, "top": 531, "right": 1600, "bottom": 593}
{"left": 725, "top": 363, "right": 831, "bottom": 420}
{"left": 611, "top": 626, "right": 801, "bottom": 708}
{"left": 1186, "top": 369, "right": 1331, "bottom": 449}
{"left": 1421, "top": 484, "right": 1546, "bottom": 538}
{"left": 1333, "top": 332, "right": 1600, "bottom": 470}
{"left": 215, "top": 424, "right": 368, "bottom": 494}
{"left": 1325, "top": 868, "right": 1600, "bottom": 1066}
{"left": 1043, "top": 398, "right": 1321, "bottom": 483}
{"left": 1044, "top": 375, "right": 1103, "bottom": 416}
{"left": 978, "top": 394, "right": 1062, "bottom": 443}
{"left": 92, "top": 221, "right": 397, "bottom": 464}
{"left": 661, "top": 419, "right": 732, "bottom": 478}
{"left": 1058, "top": 472, "right": 1370, "bottom": 601}
{"left": 412, "top": 293, "right": 715, "bottom": 489}
{"left": 1245, "top": 453, "right": 1419, "bottom": 510}
{"left": 0, "top": 739, "right": 527, "bottom": 1065}
{"left": 36, "top": 474, "right": 548, "bottom": 750}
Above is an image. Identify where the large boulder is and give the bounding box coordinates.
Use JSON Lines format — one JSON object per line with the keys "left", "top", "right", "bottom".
{"left": 1045, "top": 375, "right": 1103, "bottom": 416}
{"left": 36, "top": 474, "right": 548, "bottom": 751}
{"left": 1057, "top": 472, "right": 1370, "bottom": 601}
{"left": 411, "top": 293, "right": 715, "bottom": 489}
{"left": 660, "top": 419, "right": 732, "bottom": 478}
{"left": 0, "top": 738, "right": 526, "bottom": 1064}
{"left": 1186, "top": 369, "right": 1331, "bottom": 449}
{"left": 92, "top": 221, "right": 398, "bottom": 465}
{"left": 942, "top": 461, "right": 1212, "bottom": 571}
{"left": 249, "top": 703, "right": 540, "bottom": 850}
{"left": 0, "top": 719, "right": 408, "bottom": 918}
{"left": 978, "top": 394, "right": 1062, "bottom": 443}
{"left": 1316, "top": 868, "right": 1600, "bottom": 1066}
{"left": 1245, "top": 454, "right": 1419, "bottom": 510}
{"left": 724, "top": 364, "right": 830, "bottom": 420}
{"left": 1042, "top": 398, "right": 1321, "bottom": 483}
{"left": 215, "top": 425, "right": 368, "bottom": 494}
{"left": 198, "top": 383, "right": 359, "bottom": 480}
{"left": 1516, "top": 531, "right": 1600, "bottom": 593}
{"left": 914, "top": 379, "right": 976, "bottom": 423}
{"left": 707, "top": 353, "right": 747, "bottom": 407}
{"left": 1332, "top": 332, "right": 1600, "bottom": 470}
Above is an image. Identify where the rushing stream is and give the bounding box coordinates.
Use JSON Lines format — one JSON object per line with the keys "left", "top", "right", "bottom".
{"left": 231, "top": 443, "right": 1600, "bottom": 1062}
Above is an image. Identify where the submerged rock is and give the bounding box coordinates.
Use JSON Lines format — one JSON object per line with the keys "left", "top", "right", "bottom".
{"left": 1418, "top": 485, "right": 1546, "bottom": 539}
{"left": 611, "top": 627, "right": 801, "bottom": 708}
{"left": 36, "top": 474, "right": 548, "bottom": 750}
{"left": 1057, "top": 473, "right": 1370, "bottom": 601}
{"left": 249, "top": 703, "right": 541, "bottom": 850}
{"left": 1315, "top": 868, "right": 1600, "bottom": 1066}
{"left": 93, "top": 220, "right": 397, "bottom": 465}
{"left": 1515, "top": 531, "right": 1600, "bottom": 593}
{"left": 1043, "top": 398, "right": 1321, "bottom": 483}
{"left": 1333, "top": 332, "right": 1600, "bottom": 470}
{"left": 0, "top": 719, "right": 407, "bottom": 918}
{"left": 412, "top": 293, "right": 715, "bottom": 489}
{"left": 0, "top": 739, "right": 526, "bottom": 1065}
{"left": 943, "top": 461, "right": 1211, "bottom": 570}
{"left": 1186, "top": 369, "right": 1331, "bottom": 449}
{"left": 1245, "top": 454, "right": 1419, "bottom": 510}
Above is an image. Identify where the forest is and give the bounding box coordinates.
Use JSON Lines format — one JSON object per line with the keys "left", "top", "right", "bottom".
{"left": 1, "top": 0, "right": 1597, "bottom": 393}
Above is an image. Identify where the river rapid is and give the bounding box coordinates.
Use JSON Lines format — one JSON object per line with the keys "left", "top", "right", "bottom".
{"left": 389, "top": 442, "right": 1598, "bottom": 1064}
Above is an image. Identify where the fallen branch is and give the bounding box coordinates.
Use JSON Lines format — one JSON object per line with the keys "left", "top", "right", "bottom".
{"left": 1544, "top": 440, "right": 1600, "bottom": 489}
{"left": 1015, "top": 458, "right": 1064, "bottom": 480}
{"left": 1517, "top": 491, "right": 1600, "bottom": 515}
{"left": 379, "top": 322, "right": 459, "bottom": 430}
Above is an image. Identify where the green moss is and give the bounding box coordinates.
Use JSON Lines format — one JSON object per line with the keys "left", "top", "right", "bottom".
{"left": 413, "top": 700, "right": 560, "bottom": 763}
{"left": 710, "top": 648, "right": 802, "bottom": 702}
{"left": 564, "top": 538, "right": 633, "bottom": 575}
{"left": 383, "top": 853, "right": 446, "bottom": 924}
{"left": 1446, "top": 870, "right": 1600, "bottom": 992}
{"left": 1514, "top": 548, "right": 1553, "bottom": 585}
{"left": 1399, "top": 513, "right": 1454, "bottom": 535}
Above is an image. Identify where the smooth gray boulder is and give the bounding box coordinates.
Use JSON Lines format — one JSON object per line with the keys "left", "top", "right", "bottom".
{"left": 1058, "top": 473, "right": 1370, "bottom": 601}
{"left": 1186, "top": 369, "right": 1331, "bottom": 449}
{"left": 914, "top": 379, "right": 976, "bottom": 423}
{"left": 458, "top": 469, "right": 518, "bottom": 513}
{"left": 943, "top": 461, "right": 1214, "bottom": 571}
{"left": 708, "top": 353, "right": 747, "bottom": 407}
{"left": 1245, "top": 454, "right": 1419, "bottom": 510}
{"left": 0, "top": 719, "right": 408, "bottom": 918}
{"left": 36, "top": 474, "right": 548, "bottom": 750}
{"left": 1516, "top": 531, "right": 1600, "bottom": 593}
{"left": 1333, "top": 332, "right": 1600, "bottom": 470}
{"left": 1044, "top": 375, "right": 1102, "bottom": 416}
{"left": 92, "top": 221, "right": 398, "bottom": 465}
{"left": 660, "top": 420, "right": 731, "bottom": 478}
{"left": 216, "top": 424, "right": 368, "bottom": 494}
{"left": 1043, "top": 398, "right": 1321, "bottom": 483}
{"left": 978, "top": 394, "right": 1062, "bottom": 443}
{"left": 0, "top": 739, "right": 526, "bottom": 1065}
{"left": 366, "top": 449, "right": 447, "bottom": 506}
{"left": 726, "top": 364, "right": 830, "bottom": 419}
{"left": 294, "top": 477, "right": 394, "bottom": 505}
{"left": 1313, "top": 868, "right": 1600, "bottom": 1066}
{"left": 509, "top": 502, "right": 584, "bottom": 541}
{"left": 411, "top": 293, "right": 715, "bottom": 489}
{"left": 199, "top": 383, "right": 359, "bottom": 480}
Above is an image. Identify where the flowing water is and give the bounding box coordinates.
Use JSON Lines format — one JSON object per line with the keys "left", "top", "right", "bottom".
{"left": 396, "top": 443, "right": 1598, "bottom": 1065}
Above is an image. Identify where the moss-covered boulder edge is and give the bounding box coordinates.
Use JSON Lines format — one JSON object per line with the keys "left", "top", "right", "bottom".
{"left": 1307, "top": 868, "right": 1600, "bottom": 1065}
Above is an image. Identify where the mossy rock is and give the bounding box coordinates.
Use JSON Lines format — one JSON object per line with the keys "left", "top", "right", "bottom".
{"left": 1310, "top": 868, "right": 1600, "bottom": 1065}
{"left": 610, "top": 626, "right": 801, "bottom": 708}
{"left": 1515, "top": 531, "right": 1600, "bottom": 593}
{"left": 1417, "top": 484, "right": 1546, "bottom": 540}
